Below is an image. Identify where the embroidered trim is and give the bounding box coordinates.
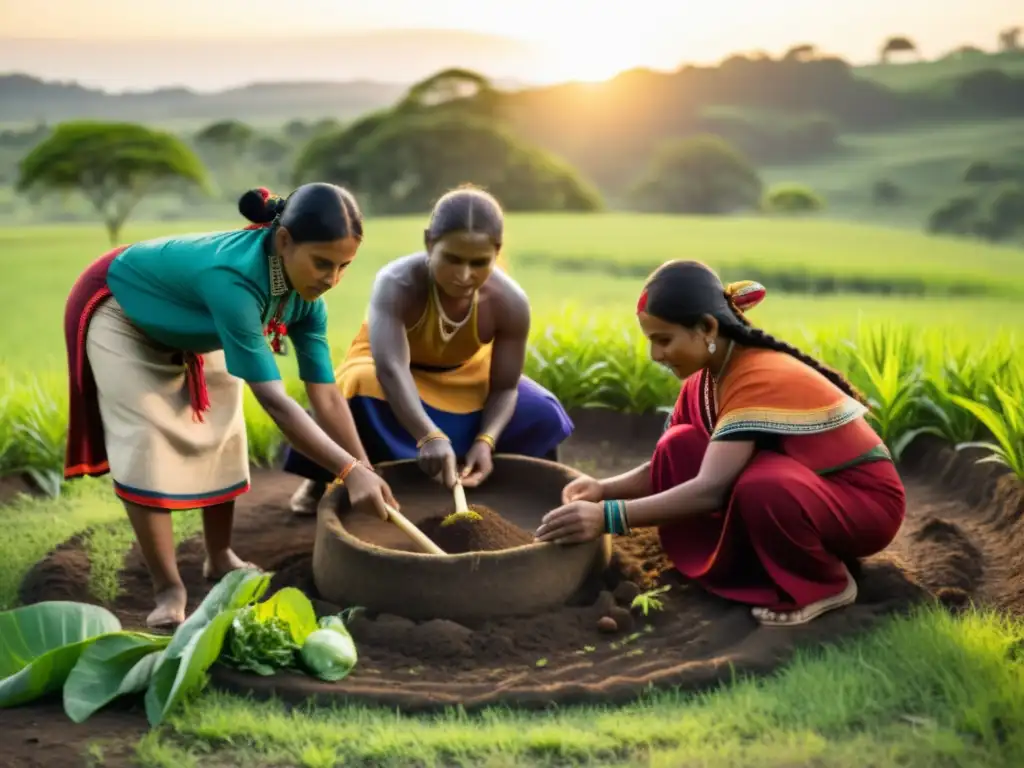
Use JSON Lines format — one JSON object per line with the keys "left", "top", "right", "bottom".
{"left": 712, "top": 398, "right": 867, "bottom": 439}
{"left": 700, "top": 369, "right": 717, "bottom": 434}
{"left": 268, "top": 250, "right": 288, "bottom": 296}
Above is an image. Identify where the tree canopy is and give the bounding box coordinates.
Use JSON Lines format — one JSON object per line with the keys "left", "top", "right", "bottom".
{"left": 628, "top": 135, "right": 763, "bottom": 214}
{"left": 293, "top": 69, "right": 603, "bottom": 214}
{"left": 17, "top": 120, "right": 209, "bottom": 243}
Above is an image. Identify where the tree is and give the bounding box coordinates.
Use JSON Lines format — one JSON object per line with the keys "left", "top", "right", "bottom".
{"left": 783, "top": 44, "right": 818, "bottom": 62}
{"left": 306, "top": 111, "right": 602, "bottom": 214}
{"left": 880, "top": 36, "right": 919, "bottom": 64}
{"left": 762, "top": 183, "right": 824, "bottom": 213}
{"left": 17, "top": 121, "right": 209, "bottom": 243}
{"left": 999, "top": 26, "right": 1021, "bottom": 52}
{"left": 397, "top": 67, "right": 498, "bottom": 118}
{"left": 628, "top": 135, "right": 763, "bottom": 214}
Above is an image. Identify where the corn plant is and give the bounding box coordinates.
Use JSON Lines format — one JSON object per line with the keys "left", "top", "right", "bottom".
{"left": 839, "top": 324, "right": 928, "bottom": 460}
{"left": 951, "top": 380, "right": 1024, "bottom": 477}
{"left": 0, "top": 319, "right": 1022, "bottom": 491}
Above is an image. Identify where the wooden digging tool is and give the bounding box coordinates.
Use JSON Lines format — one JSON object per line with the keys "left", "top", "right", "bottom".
{"left": 383, "top": 503, "right": 447, "bottom": 555}
{"left": 443, "top": 479, "right": 483, "bottom": 526}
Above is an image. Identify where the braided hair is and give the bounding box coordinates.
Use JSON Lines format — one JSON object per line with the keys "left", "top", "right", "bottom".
{"left": 639, "top": 260, "right": 867, "bottom": 405}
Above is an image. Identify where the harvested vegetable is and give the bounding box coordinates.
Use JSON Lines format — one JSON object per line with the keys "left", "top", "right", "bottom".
{"left": 221, "top": 608, "right": 299, "bottom": 676}
{"left": 300, "top": 615, "right": 358, "bottom": 682}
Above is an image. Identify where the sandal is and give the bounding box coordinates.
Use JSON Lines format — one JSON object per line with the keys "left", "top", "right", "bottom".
{"left": 753, "top": 572, "right": 858, "bottom": 627}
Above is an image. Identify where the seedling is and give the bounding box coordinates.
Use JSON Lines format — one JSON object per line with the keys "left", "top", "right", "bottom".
{"left": 631, "top": 584, "right": 672, "bottom": 616}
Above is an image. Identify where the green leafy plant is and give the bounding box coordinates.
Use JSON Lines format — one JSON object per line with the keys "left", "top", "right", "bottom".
{"left": 0, "top": 601, "right": 122, "bottom": 707}
{"left": 951, "top": 383, "right": 1024, "bottom": 477}
{"left": 631, "top": 585, "right": 672, "bottom": 616}
{"left": 0, "top": 569, "right": 363, "bottom": 727}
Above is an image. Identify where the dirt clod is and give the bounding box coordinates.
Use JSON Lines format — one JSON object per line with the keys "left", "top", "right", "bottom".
{"left": 613, "top": 580, "right": 642, "bottom": 605}
{"left": 608, "top": 606, "right": 635, "bottom": 634}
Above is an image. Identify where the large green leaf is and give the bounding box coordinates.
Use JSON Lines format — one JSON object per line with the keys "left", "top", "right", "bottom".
{"left": 253, "top": 587, "right": 318, "bottom": 645}
{"left": 63, "top": 631, "right": 169, "bottom": 723}
{"left": 144, "top": 568, "right": 271, "bottom": 726}
{"left": 0, "top": 601, "right": 121, "bottom": 707}
{"left": 145, "top": 607, "right": 243, "bottom": 726}
{"left": 159, "top": 568, "right": 270, "bottom": 664}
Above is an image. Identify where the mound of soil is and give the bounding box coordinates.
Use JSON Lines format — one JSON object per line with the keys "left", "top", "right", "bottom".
{"left": 417, "top": 505, "right": 535, "bottom": 554}
{"left": 16, "top": 429, "right": 1024, "bottom": 715}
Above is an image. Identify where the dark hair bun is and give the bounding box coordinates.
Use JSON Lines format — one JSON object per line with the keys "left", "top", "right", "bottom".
{"left": 238, "top": 187, "right": 285, "bottom": 225}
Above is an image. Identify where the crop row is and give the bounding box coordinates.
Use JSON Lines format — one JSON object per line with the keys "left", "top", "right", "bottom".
{"left": 0, "top": 315, "right": 1021, "bottom": 498}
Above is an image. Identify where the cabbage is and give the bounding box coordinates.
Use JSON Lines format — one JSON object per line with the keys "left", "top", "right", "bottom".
{"left": 299, "top": 616, "right": 358, "bottom": 682}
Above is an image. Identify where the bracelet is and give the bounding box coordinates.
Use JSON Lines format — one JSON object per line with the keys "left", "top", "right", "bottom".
{"left": 416, "top": 429, "right": 448, "bottom": 449}
{"left": 475, "top": 433, "right": 496, "bottom": 452}
{"left": 602, "top": 499, "right": 632, "bottom": 536}
{"left": 329, "top": 459, "right": 365, "bottom": 489}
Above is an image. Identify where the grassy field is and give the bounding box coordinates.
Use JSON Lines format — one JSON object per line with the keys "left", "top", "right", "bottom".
{"left": 1, "top": 215, "right": 1023, "bottom": 765}
{"left": 4, "top": 213, "right": 1024, "bottom": 372}
{"left": 762, "top": 117, "right": 1024, "bottom": 229}
{"left": 856, "top": 50, "right": 1024, "bottom": 94}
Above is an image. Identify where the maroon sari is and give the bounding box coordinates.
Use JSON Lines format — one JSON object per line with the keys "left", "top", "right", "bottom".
{"left": 652, "top": 369, "right": 906, "bottom": 611}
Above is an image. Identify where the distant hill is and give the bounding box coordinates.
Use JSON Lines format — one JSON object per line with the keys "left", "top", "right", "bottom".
{"left": 3, "top": 49, "right": 1023, "bottom": 127}
{"left": 0, "top": 74, "right": 412, "bottom": 125}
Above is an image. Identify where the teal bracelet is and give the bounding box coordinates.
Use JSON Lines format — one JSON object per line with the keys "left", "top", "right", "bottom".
{"left": 602, "top": 499, "right": 632, "bottom": 536}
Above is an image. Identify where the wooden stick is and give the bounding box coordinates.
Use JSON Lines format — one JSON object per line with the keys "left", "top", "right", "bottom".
{"left": 384, "top": 503, "right": 446, "bottom": 555}
{"left": 452, "top": 481, "right": 469, "bottom": 514}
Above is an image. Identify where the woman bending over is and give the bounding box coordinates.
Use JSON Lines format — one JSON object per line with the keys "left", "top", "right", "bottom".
{"left": 285, "top": 185, "right": 573, "bottom": 513}
{"left": 64, "top": 184, "right": 395, "bottom": 628}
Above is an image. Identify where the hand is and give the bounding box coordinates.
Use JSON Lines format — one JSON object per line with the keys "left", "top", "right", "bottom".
{"left": 418, "top": 436, "right": 459, "bottom": 488}
{"left": 344, "top": 463, "right": 399, "bottom": 521}
{"left": 460, "top": 440, "right": 494, "bottom": 488}
{"left": 561, "top": 475, "right": 604, "bottom": 504}
{"left": 534, "top": 500, "right": 605, "bottom": 544}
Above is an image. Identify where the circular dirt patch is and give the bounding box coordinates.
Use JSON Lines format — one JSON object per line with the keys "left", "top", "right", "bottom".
{"left": 17, "top": 419, "right": 1023, "bottom": 713}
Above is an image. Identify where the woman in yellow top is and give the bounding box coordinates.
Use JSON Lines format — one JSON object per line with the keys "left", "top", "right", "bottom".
{"left": 285, "top": 185, "right": 574, "bottom": 512}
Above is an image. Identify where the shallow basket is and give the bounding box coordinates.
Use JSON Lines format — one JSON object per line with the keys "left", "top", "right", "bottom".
{"left": 312, "top": 455, "right": 613, "bottom": 624}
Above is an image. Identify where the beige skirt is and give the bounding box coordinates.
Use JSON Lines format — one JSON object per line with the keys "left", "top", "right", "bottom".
{"left": 85, "top": 297, "right": 250, "bottom": 510}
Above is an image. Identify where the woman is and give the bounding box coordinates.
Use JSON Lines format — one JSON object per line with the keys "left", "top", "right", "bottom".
{"left": 285, "top": 185, "right": 574, "bottom": 513}
{"left": 64, "top": 183, "right": 397, "bottom": 629}
{"left": 535, "top": 260, "right": 906, "bottom": 627}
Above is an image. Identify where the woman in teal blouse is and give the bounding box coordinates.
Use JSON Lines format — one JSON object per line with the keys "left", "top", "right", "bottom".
{"left": 64, "top": 183, "right": 396, "bottom": 629}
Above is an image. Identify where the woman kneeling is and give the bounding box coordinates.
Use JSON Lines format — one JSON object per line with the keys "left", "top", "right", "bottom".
{"left": 286, "top": 185, "right": 574, "bottom": 512}
{"left": 536, "top": 261, "right": 906, "bottom": 627}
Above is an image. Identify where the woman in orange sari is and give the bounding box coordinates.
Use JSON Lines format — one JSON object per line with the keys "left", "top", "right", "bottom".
{"left": 535, "top": 260, "right": 906, "bottom": 626}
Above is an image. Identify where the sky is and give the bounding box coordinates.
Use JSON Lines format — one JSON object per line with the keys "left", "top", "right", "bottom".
{"left": 1, "top": 0, "right": 1020, "bottom": 90}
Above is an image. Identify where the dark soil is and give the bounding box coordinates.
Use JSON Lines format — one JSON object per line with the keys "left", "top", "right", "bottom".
{"left": 0, "top": 473, "right": 42, "bottom": 506}
{"left": 7, "top": 413, "right": 1024, "bottom": 760}
{"left": 417, "top": 505, "right": 535, "bottom": 554}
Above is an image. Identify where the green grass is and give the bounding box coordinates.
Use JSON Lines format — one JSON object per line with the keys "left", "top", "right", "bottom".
{"left": 132, "top": 607, "right": 1024, "bottom": 766}
{"left": 1, "top": 483, "right": 1023, "bottom": 766}
{"left": 762, "top": 117, "right": 1024, "bottom": 228}
{"left": 1, "top": 216, "right": 1022, "bottom": 765}
{"left": 3, "top": 214, "right": 1024, "bottom": 372}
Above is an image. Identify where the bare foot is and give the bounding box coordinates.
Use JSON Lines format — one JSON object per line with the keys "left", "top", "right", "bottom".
{"left": 752, "top": 570, "right": 858, "bottom": 627}
{"left": 290, "top": 480, "right": 326, "bottom": 516}
{"left": 146, "top": 584, "right": 187, "bottom": 630}
{"left": 203, "top": 549, "right": 259, "bottom": 581}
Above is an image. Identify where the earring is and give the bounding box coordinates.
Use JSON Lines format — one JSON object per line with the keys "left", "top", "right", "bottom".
{"left": 708, "top": 340, "right": 717, "bottom": 355}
